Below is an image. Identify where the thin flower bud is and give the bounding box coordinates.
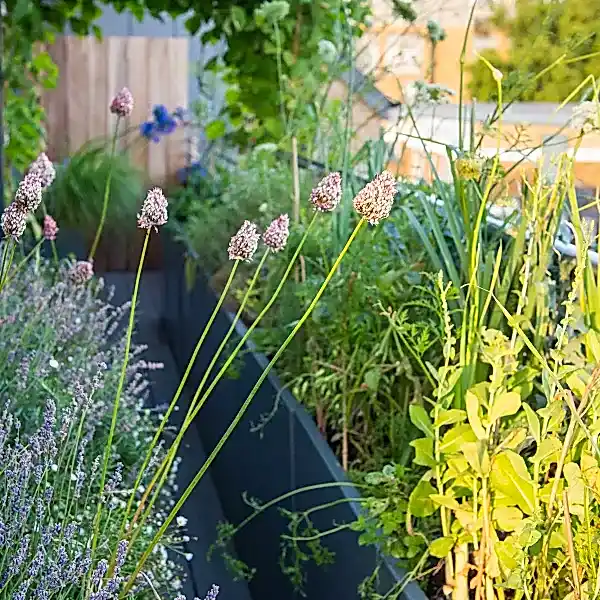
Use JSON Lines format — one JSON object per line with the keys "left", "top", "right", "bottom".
{"left": 110, "top": 87, "right": 134, "bottom": 117}
{"left": 263, "top": 214, "right": 289, "bottom": 252}
{"left": 138, "top": 187, "right": 168, "bottom": 231}
{"left": 68, "top": 261, "right": 94, "bottom": 285}
{"left": 43, "top": 215, "right": 59, "bottom": 241}
{"left": 353, "top": 170, "right": 397, "bottom": 225}
{"left": 28, "top": 153, "right": 56, "bottom": 189}
{"left": 14, "top": 174, "right": 43, "bottom": 212}
{"left": 1, "top": 203, "right": 28, "bottom": 240}
{"left": 309, "top": 172, "right": 342, "bottom": 212}
{"left": 228, "top": 221, "right": 260, "bottom": 261}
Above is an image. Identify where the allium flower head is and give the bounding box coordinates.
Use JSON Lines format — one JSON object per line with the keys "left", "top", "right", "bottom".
{"left": 110, "top": 87, "right": 134, "bottom": 117}
{"left": 353, "top": 170, "right": 397, "bottom": 225}
{"left": 263, "top": 214, "right": 290, "bottom": 252}
{"left": 43, "top": 215, "right": 59, "bottom": 241}
{"left": 455, "top": 156, "right": 483, "bottom": 181}
{"left": 14, "top": 173, "right": 43, "bottom": 212}
{"left": 228, "top": 221, "right": 260, "bottom": 261}
{"left": 309, "top": 172, "right": 342, "bottom": 212}
{"left": 572, "top": 101, "right": 600, "bottom": 134}
{"left": 69, "top": 260, "right": 94, "bottom": 285}
{"left": 28, "top": 152, "right": 56, "bottom": 189}
{"left": 1, "top": 203, "right": 28, "bottom": 240}
{"left": 138, "top": 187, "right": 168, "bottom": 230}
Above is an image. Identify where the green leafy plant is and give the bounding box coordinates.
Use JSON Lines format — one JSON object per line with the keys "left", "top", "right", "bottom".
{"left": 44, "top": 142, "right": 143, "bottom": 235}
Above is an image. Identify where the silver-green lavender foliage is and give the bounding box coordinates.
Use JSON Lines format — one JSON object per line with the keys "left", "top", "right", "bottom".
{"left": 0, "top": 256, "right": 189, "bottom": 598}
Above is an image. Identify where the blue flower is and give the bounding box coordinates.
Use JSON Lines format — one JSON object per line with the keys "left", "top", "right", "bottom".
{"left": 152, "top": 104, "right": 171, "bottom": 127}
{"left": 140, "top": 121, "right": 155, "bottom": 139}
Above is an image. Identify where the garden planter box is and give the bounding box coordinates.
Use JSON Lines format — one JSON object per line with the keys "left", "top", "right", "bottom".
{"left": 161, "top": 235, "right": 427, "bottom": 600}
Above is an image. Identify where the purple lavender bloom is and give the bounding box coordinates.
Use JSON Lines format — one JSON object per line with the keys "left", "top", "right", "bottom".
{"left": 204, "top": 584, "right": 220, "bottom": 600}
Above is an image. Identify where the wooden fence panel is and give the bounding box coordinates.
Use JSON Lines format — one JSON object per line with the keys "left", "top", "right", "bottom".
{"left": 42, "top": 35, "right": 189, "bottom": 187}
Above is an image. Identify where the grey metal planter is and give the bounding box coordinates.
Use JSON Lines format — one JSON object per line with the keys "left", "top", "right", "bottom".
{"left": 161, "top": 234, "right": 428, "bottom": 600}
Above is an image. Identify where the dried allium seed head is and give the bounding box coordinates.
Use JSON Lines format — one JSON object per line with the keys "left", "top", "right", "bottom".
{"left": 68, "top": 261, "right": 94, "bottom": 285}
{"left": 43, "top": 215, "right": 59, "bottom": 241}
{"left": 228, "top": 220, "right": 260, "bottom": 261}
{"left": 263, "top": 214, "right": 290, "bottom": 252}
{"left": 110, "top": 87, "right": 134, "bottom": 117}
{"left": 28, "top": 152, "right": 56, "bottom": 189}
{"left": 353, "top": 170, "right": 397, "bottom": 225}
{"left": 138, "top": 187, "right": 168, "bottom": 230}
{"left": 14, "top": 174, "right": 43, "bottom": 212}
{"left": 309, "top": 172, "right": 342, "bottom": 212}
{"left": 1, "top": 203, "right": 28, "bottom": 240}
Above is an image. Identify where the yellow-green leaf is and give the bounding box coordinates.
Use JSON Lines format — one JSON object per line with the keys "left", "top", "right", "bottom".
{"left": 434, "top": 409, "right": 467, "bottom": 428}
{"left": 440, "top": 424, "right": 477, "bottom": 454}
{"left": 408, "top": 479, "right": 437, "bottom": 518}
{"left": 488, "top": 391, "right": 521, "bottom": 423}
{"left": 409, "top": 405, "right": 434, "bottom": 438}
{"left": 410, "top": 438, "right": 435, "bottom": 467}
{"left": 429, "top": 536, "right": 454, "bottom": 558}
{"left": 430, "top": 494, "right": 461, "bottom": 510}
{"left": 466, "top": 390, "right": 487, "bottom": 439}
{"left": 462, "top": 441, "right": 490, "bottom": 476}
{"left": 522, "top": 403, "right": 540, "bottom": 444}
{"left": 564, "top": 462, "right": 585, "bottom": 507}
{"left": 493, "top": 506, "right": 523, "bottom": 532}
{"left": 531, "top": 437, "right": 561, "bottom": 465}
{"left": 490, "top": 451, "right": 535, "bottom": 515}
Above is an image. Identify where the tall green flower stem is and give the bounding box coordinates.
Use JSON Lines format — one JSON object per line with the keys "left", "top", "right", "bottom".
{"left": 1, "top": 237, "right": 44, "bottom": 289}
{"left": 90, "top": 227, "right": 151, "bottom": 565}
{"left": 114, "top": 257, "right": 242, "bottom": 551}
{"left": 0, "top": 239, "right": 16, "bottom": 295}
{"left": 88, "top": 116, "right": 121, "bottom": 262}
{"left": 126, "top": 216, "right": 319, "bottom": 548}
{"left": 122, "top": 217, "right": 365, "bottom": 594}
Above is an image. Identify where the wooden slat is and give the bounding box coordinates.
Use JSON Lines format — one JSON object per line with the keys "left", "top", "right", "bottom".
{"left": 146, "top": 37, "right": 170, "bottom": 187}
{"left": 65, "top": 37, "right": 91, "bottom": 153}
{"left": 167, "top": 37, "right": 189, "bottom": 185}
{"left": 88, "top": 38, "right": 109, "bottom": 142}
{"left": 126, "top": 36, "right": 150, "bottom": 178}
{"left": 43, "top": 38, "right": 68, "bottom": 161}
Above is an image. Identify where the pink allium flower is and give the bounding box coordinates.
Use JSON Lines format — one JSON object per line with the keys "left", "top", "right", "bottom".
{"left": 69, "top": 260, "right": 94, "bottom": 285}
{"left": 110, "top": 87, "right": 134, "bottom": 118}
{"left": 137, "top": 187, "right": 168, "bottom": 230}
{"left": 228, "top": 221, "right": 260, "bottom": 261}
{"left": 1, "top": 203, "right": 28, "bottom": 240}
{"left": 263, "top": 214, "right": 290, "bottom": 252}
{"left": 353, "top": 170, "right": 397, "bottom": 225}
{"left": 309, "top": 172, "right": 342, "bottom": 212}
{"left": 14, "top": 174, "right": 43, "bottom": 212}
{"left": 43, "top": 215, "right": 59, "bottom": 241}
{"left": 28, "top": 152, "right": 56, "bottom": 189}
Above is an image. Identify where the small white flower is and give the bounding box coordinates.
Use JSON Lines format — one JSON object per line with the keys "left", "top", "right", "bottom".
{"left": 184, "top": 552, "right": 193, "bottom": 561}
{"left": 49, "top": 359, "right": 59, "bottom": 369}
{"left": 71, "top": 473, "right": 77, "bottom": 481}
{"left": 51, "top": 464, "right": 58, "bottom": 472}
{"left": 182, "top": 535, "right": 190, "bottom": 542}
{"left": 176, "top": 516, "right": 188, "bottom": 527}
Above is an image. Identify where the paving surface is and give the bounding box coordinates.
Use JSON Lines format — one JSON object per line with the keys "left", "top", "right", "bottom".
{"left": 103, "top": 271, "right": 254, "bottom": 600}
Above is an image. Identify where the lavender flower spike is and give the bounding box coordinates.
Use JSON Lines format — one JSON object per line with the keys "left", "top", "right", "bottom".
{"left": 1, "top": 203, "right": 28, "bottom": 240}
{"left": 28, "top": 152, "right": 56, "bottom": 189}
{"left": 110, "top": 87, "right": 134, "bottom": 117}
{"left": 204, "top": 584, "right": 220, "bottom": 600}
{"left": 138, "top": 187, "right": 168, "bottom": 231}
{"left": 309, "top": 172, "right": 342, "bottom": 212}
{"left": 14, "top": 173, "right": 43, "bottom": 212}
{"left": 69, "top": 260, "right": 94, "bottom": 285}
{"left": 353, "top": 170, "right": 397, "bottom": 225}
{"left": 228, "top": 220, "right": 260, "bottom": 261}
{"left": 263, "top": 214, "right": 290, "bottom": 252}
{"left": 43, "top": 214, "right": 59, "bottom": 241}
